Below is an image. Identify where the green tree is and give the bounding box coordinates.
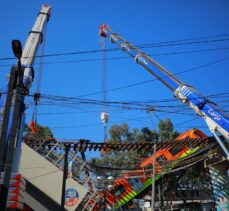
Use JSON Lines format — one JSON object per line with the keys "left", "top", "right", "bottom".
{"left": 109, "top": 123, "right": 134, "bottom": 144}
{"left": 93, "top": 123, "right": 138, "bottom": 169}
{"left": 23, "top": 123, "right": 53, "bottom": 142}
{"left": 93, "top": 118, "right": 179, "bottom": 170}
{"left": 136, "top": 127, "right": 159, "bottom": 143}
{"left": 158, "top": 118, "right": 179, "bottom": 141}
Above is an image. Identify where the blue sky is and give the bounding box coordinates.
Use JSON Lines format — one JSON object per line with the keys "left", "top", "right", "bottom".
{"left": 0, "top": 0, "right": 229, "bottom": 153}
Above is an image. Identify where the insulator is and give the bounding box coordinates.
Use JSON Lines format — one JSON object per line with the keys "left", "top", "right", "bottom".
{"left": 101, "top": 112, "right": 109, "bottom": 124}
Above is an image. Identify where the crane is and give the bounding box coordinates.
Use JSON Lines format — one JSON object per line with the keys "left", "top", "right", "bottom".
{"left": 99, "top": 24, "right": 229, "bottom": 160}
{"left": 0, "top": 5, "right": 51, "bottom": 209}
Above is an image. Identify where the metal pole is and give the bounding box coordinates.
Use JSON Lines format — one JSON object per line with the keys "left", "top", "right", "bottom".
{"left": 151, "top": 143, "right": 157, "bottom": 211}
{"left": 0, "top": 56, "right": 24, "bottom": 209}
{"left": 0, "top": 66, "right": 17, "bottom": 172}
{"left": 0, "top": 88, "right": 22, "bottom": 210}
{"left": 61, "top": 144, "right": 69, "bottom": 210}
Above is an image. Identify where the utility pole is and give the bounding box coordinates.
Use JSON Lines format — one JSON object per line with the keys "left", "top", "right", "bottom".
{"left": 61, "top": 144, "right": 69, "bottom": 210}
{"left": 0, "top": 5, "right": 51, "bottom": 209}
{"left": 0, "top": 40, "right": 23, "bottom": 210}
{"left": 0, "top": 70, "right": 17, "bottom": 174}
{"left": 0, "top": 40, "right": 24, "bottom": 172}
{"left": 151, "top": 143, "right": 157, "bottom": 211}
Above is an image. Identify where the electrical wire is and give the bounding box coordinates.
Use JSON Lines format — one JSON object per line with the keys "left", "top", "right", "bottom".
{"left": 44, "top": 101, "right": 228, "bottom": 129}
{"left": 1, "top": 34, "right": 229, "bottom": 61}
{"left": 73, "top": 56, "right": 229, "bottom": 98}
{"left": 50, "top": 113, "right": 199, "bottom": 129}
{"left": 1, "top": 91, "right": 229, "bottom": 118}
{"left": 1, "top": 46, "right": 229, "bottom": 68}
{"left": 25, "top": 91, "right": 228, "bottom": 109}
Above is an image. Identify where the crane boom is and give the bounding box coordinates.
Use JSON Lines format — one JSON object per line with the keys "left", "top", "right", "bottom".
{"left": 99, "top": 24, "right": 229, "bottom": 159}
{"left": 22, "top": 5, "right": 50, "bottom": 65}
{"left": 22, "top": 4, "right": 51, "bottom": 89}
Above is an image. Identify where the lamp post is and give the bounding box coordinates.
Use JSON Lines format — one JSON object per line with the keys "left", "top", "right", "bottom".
{"left": 12, "top": 40, "right": 23, "bottom": 85}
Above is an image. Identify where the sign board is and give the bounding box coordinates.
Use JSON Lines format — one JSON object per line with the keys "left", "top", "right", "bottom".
{"left": 65, "top": 188, "right": 79, "bottom": 207}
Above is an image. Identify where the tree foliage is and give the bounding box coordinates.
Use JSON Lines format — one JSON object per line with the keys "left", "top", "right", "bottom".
{"left": 23, "top": 123, "right": 53, "bottom": 142}
{"left": 92, "top": 119, "right": 179, "bottom": 170}
{"left": 158, "top": 118, "right": 179, "bottom": 141}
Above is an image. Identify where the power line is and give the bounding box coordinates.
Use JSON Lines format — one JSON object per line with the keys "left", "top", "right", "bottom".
{"left": 0, "top": 53, "right": 228, "bottom": 131}
{"left": 140, "top": 38, "right": 229, "bottom": 48}
{"left": 174, "top": 117, "right": 201, "bottom": 128}
{"left": 44, "top": 99, "right": 229, "bottom": 130}
{"left": 50, "top": 112, "right": 202, "bottom": 130}
{"left": 21, "top": 93, "right": 229, "bottom": 116}
{"left": 1, "top": 92, "right": 229, "bottom": 115}
{"left": 24, "top": 95, "right": 229, "bottom": 111}
{"left": 1, "top": 46, "right": 229, "bottom": 67}
{"left": 137, "top": 33, "right": 229, "bottom": 47}
{"left": 1, "top": 34, "right": 229, "bottom": 61}
{"left": 68, "top": 56, "right": 229, "bottom": 98}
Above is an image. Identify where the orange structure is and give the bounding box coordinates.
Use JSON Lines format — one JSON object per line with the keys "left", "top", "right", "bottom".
{"left": 95, "top": 129, "right": 207, "bottom": 209}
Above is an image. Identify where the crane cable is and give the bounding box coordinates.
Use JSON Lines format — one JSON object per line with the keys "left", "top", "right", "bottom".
{"left": 30, "top": 24, "right": 47, "bottom": 134}
{"left": 100, "top": 36, "right": 109, "bottom": 153}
